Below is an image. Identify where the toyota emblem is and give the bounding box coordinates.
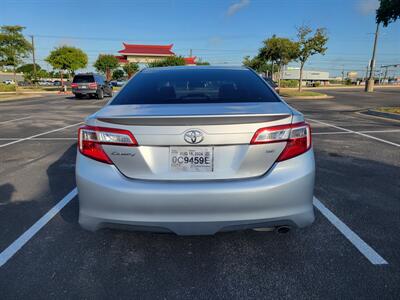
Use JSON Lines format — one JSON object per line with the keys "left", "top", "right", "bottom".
{"left": 184, "top": 130, "right": 204, "bottom": 144}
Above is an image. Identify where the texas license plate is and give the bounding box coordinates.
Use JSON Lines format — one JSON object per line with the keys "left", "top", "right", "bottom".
{"left": 170, "top": 147, "right": 213, "bottom": 172}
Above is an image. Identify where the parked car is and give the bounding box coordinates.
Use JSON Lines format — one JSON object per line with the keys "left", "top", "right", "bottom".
{"left": 53, "top": 80, "right": 61, "bottom": 86}
{"left": 76, "top": 66, "right": 315, "bottom": 235}
{"left": 71, "top": 73, "right": 113, "bottom": 99}
{"left": 2, "top": 79, "right": 15, "bottom": 85}
{"left": 17, "top": 81, "right": 30, "bottom": 86}
{"left": 38, "top": 80, "right": 53, "bottom": 86}
{"left": 110, "top": 80, "right": 126, "bottom": 87}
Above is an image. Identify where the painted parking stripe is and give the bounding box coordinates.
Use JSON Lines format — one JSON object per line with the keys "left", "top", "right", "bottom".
{"left": 0, "top": 137, "right": 76, "bottom": 140}
{"left": 0, "top": 188, "right": 77, "bottom": 267}
{"left": 0, "top": 122, "right": 82, "bottom": 148}
{"left": 312, "top": 129, "right": 400, "bottom": 135}
{"left": 313, "top": 197, "right": 388, "bottom": 265}
{"left": 308, "top": 118, "right": 400, "bottom": 147}
{"left": 0, "top": 116, "right": 31, "bottom": 125}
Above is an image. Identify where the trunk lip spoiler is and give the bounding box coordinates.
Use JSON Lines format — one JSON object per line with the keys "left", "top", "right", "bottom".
{"left": 96, "top": 114, "right": 292, "bottom": 126}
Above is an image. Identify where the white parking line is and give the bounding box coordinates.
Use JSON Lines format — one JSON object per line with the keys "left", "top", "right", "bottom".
{"left": 312, "top": 129, "right": 400, "bottom": 135}
{"left": 0, "top": 122, "right": 82, "bottom": 148}
{"left": 0, "top": 137, "right": 76, "bottom": 141}
{"left": 313, "top": 197, "right": 388, "bottom": 265}
{"left": 308, "top": 118, "right": 400, "bottom": 147}
{"left": 0, "top": 188, "right": 78, "bottom": 267}
{"left": 313, "top": 131, "right": 352, "bottom": 135}
{"left": 0, "top": 116, "right": 31, "bottom": 125}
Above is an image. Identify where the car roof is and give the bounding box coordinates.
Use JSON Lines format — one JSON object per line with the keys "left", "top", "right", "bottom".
{"left": 74, "top": 73, "right": 100, "bottom": 76}
{"left": 141, "top": 66, "right": 250, "bottom": 73}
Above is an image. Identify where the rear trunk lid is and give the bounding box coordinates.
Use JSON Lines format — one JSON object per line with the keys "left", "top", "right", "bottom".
{"left": 88, "top": 102, "right": 294, "bottom": 180}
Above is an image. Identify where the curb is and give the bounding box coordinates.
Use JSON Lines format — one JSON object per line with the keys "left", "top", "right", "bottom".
{"left": 0, "top": 91, "right": 60, "bottom": 95}
{"left": 282, "top": 95, "right": 334, "bottom": 100}
{"left": 366, "top": 109, "right": 400, "bottom": 121}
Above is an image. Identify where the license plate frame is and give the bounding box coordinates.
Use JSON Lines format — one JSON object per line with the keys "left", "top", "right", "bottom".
{"left": 169, "top": 146, "right": 214, "bottom": 172}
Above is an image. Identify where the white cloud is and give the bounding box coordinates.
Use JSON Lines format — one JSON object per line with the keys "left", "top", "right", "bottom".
{"left": 226, "top": 0, "right": 250, "bottom": 16}
{"left": 357, "top": 0, "right": 379, "bottom": 15}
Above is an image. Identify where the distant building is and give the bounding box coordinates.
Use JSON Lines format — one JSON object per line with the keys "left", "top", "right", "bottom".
{"left": 0, "top": 72, "right": 23, "bottom": 83}
{"left": 183, "top": 57, "right": 197, "bottom": 66}
{"left": 282, "top": 69, "right": 330, "bottom": 85}
{"left": 115, "top": 43, "right": 197, "bottom": 65}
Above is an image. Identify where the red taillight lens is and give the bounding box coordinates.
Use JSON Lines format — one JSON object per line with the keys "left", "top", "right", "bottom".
{"left": 88, "top": 83, "right": 97, "bottom": 89}
{"left": 250, "top": 122, "right": 311, "bottom": 161}
{"left": 71, "top": 83, "right": 78, "bottom": 88}
{"left": 78, "top": 125, "right": 137, "bottom": 164}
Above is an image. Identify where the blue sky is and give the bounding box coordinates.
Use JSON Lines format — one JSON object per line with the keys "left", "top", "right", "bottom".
{"left": 2, "top": 0, "right": 399, "bottom": 77}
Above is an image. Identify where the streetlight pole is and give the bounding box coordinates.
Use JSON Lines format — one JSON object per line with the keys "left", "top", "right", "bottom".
{"left": 366, "top": 22, "right": 380, "bottom": 92}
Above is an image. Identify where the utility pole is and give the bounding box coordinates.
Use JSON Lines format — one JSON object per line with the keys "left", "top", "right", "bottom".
{"left": 365, "top": 65, "right": 369, "bottom": 83}
{"left": 30, "top": 35, "right": 37, "bottom": 86}
{"left": 341, "top": 65, "right": 345, "bottom": 84}
{"left": 366, "top": 23, "right": 380, "bottom": 92}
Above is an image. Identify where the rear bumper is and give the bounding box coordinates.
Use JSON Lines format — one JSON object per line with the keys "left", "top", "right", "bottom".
{"left": 76, "top": 150, "right": 315, "bottom": 235}
{"left": 72, "top": 88, "right": 97, "bottom": 95}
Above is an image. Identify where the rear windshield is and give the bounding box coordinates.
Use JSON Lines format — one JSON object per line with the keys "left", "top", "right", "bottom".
{"left": 111, "top": 68, "right": 280, "bottom": 105}
{"left": 73, "top": 75, "right": 95, "bottom": 83}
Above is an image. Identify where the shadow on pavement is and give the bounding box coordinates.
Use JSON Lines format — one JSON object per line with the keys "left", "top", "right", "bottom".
{"left": 47, "top": 143, "right": 79, "bottom": 224}
{"left": 0, "top": 183, "right": 16, "bottom": 205}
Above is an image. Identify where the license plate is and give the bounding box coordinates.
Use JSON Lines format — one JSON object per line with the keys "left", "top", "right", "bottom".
{"left": 170, "top": 147, "right": 213, "bottom": 172}
{"left": 81, "top": 85, "right": 87, "bottom": 88}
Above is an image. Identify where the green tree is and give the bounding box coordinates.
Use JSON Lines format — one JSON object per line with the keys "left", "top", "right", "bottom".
{"left": 112, "top": 69, "right": 125, "bottom": 81}
{"left": 196, "top": 59, "right": 210, "bottom": 66}
{"left": 243, "top": 55, "right": 256, "bottom": 68}
{"left": 122, "top": 62, "right": 139, "bottom": 78}
{"left": 94, "top": 54, "right": 119, "bottom": 81}
{"left": 242, "top": 55, "right": 277, "bottom": 75}
{"left": 49, "top": 70, "right": 61, "bottom": 78}
{"left": 16, "top": 63, "right": 41, "bottom": 82}
{"left": 376, "top": 0, "right": 400, "bottom": 26}
{"left": 296, "top": 26, "right": 328, "bottom": 91}
{"left": 259, "top": 35, "right": 299, "bottom": 88}
{"left": 45, "top": 46, "right": 88, "bottom": 85}
{"left": 36, "top": 69, "right": 49, "bottom": 80}
{"left": 0, "top": 25, "right": 32, "bottom": 86}
{"left": 148, "top": 56, "right": 186, "bottom": 68}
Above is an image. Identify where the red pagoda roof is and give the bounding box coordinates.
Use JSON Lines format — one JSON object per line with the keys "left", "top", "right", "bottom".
{"left": 115, "top": 55, "right": 128, "bottom": 63}
{"left": 118, "top": 43, "right": 175, "bottom": 56}
{"left": 184, "top": 57, "right": 197, "bottom": 65}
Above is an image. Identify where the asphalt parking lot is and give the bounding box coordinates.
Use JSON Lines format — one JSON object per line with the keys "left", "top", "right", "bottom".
{"left": 0, "top": 88, "right": 399, "bottom": 299}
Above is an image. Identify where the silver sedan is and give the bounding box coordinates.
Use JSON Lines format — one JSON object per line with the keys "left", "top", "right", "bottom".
{"left": 76, "top": 66, "right": 315, "bottom": 235}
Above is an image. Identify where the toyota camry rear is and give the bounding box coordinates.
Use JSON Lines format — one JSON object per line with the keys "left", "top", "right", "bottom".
{"left": 76, "top": 66, "right": 315, "bottom": 235}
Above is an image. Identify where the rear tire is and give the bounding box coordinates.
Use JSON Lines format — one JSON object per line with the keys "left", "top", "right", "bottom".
{"left": 97, "top": 89, "right": 104, "bottom": 99}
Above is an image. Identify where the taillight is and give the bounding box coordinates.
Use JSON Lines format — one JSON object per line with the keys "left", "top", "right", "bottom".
{"left": 88, "top": 83, "right": 97, "bottom": 89}
{"left": 250, "top": 122, "right": 311, "bottom": 161}
{"left": 71, "top": 83, "right": 78, "bottom": 88}
{"left": 78, "top": 125, "right": 137, "bottom": 164}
